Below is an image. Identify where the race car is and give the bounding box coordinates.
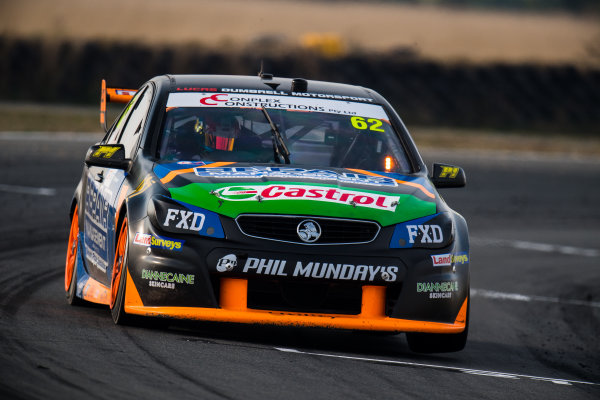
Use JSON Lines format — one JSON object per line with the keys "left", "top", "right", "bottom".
{"left": 65, "top": 74, "right": 469, "bottom": 353}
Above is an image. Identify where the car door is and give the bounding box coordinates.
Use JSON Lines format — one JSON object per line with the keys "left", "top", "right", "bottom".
{"left": 82, "top": 85, "right": 154, "bottom": 285}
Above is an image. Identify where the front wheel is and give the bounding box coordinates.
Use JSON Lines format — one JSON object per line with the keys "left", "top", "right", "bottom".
{"left": 110, "top": 217, "right": 131, "bottom": 325}
{"left": 406, "top": 299, "right": 469, "bottom": 353}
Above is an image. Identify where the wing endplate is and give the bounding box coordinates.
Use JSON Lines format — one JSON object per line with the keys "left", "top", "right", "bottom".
{"left": 99, "top": 79, "right": 137, "bottom": 132}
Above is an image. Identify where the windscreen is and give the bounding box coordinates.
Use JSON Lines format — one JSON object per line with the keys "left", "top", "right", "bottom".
{"left": 158, "top": 92, "right": 411, "bottom": 173}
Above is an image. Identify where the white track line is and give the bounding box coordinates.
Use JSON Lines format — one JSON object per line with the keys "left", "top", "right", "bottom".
{"left": 472, "top": 237, "right": 599, "bottom": 258}
{"left": 274, "top": 347, "right": 598, "bottom": 386}
{"left": 471, "top": 288, "right": 600, "bottom": 308}
{"left": 0, "top": 183, "right": 56, "bottom": 196}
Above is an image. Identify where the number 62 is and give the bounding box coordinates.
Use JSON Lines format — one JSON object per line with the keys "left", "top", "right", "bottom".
{"left": 351, "top": 116, "right": 385, "bottom": 132}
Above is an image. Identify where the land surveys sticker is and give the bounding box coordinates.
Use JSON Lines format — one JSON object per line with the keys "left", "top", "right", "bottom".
{"left": 431, "top": 252, "right": 469, "bottom": 267}
{"left": 133, "top": 233, "right": 184, "bottom": 251}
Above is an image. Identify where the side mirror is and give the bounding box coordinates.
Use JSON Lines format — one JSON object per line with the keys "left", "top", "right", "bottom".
{"left": 430, "top": 163, "right": 466, "bottom": 188}
{"left": 85, "top": 144, "right": 132, "bottom": 171}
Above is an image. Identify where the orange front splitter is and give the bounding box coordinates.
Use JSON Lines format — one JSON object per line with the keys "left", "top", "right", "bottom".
{"left": 124, "top": 276, "right": 467, "bottom": 333}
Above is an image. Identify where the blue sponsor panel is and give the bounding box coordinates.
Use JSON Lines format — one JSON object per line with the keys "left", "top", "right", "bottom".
{"left": 389, "top": 213, "right": 440, "bottom": 249}
{"left": 175, "top": 202, "right": 225, "bottom": 238}
{"left": 83, "top": 175, "right": 111, "bottom": 273}
{"left": 153, "top": 195, "right": 225, "bottom": 239}
{"left": 153, "top": 161, "right": 210, "bottom": 180}
{"left": 378, "top": 171, "right": 436, "bottom": 191}
{"left": 82, "top": 169, "right": 126, "bottom": 282}
{"left": 193, "top": 166, "right": 398, "bottom": 186}
{"left": 153, "top": 163, "right": 398, "bottom": 187}
{"left": 75, "top": 234, "right": 90, "bottom": 298}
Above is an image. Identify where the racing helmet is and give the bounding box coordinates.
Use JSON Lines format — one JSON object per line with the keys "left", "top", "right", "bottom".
{"left": 161, "top": 116, "right": 205, "bottom": 160}
{"left": 205, "top": 113, "right": 241, "bottom": 151}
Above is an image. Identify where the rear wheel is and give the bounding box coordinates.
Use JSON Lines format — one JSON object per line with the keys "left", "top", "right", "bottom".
{"left": 110, "top": 217, "right": 131, "bottom": 325}
{"left": 65, "top": 205, "right": 82, "bottom": 305}
{"left": 406, "top": 299, "right": 469, "bottom": 353}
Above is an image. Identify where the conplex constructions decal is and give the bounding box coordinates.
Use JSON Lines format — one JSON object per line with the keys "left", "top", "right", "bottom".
{"left": 168, "top": 181, "right": 437, "bottom": 226}
{"left": 166, "top": 92, "right": 387, "bottom": 119}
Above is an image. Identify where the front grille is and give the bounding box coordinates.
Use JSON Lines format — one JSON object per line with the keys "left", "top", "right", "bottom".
{"left": 235, "top": 214, "right": 380, "bottom": 245}
{"left": 247, "top": 279, "right": 362, "bottom": 315}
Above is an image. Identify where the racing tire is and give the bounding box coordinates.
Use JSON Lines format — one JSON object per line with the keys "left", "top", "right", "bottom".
{"left": 65, "top": 205, "right": 83, "bottom": 306}
{"left": 406, "top": 299, "right": 469, "bottom": 354}
{"left": 110, "top": 217, "right": 132, "bottom": 325}
{"left": 66, "top": 263, "right": 82, "bottom": 306}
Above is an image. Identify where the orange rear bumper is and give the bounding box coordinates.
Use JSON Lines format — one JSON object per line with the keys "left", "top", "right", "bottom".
{"left": 124, "top": 274, "right": 467, "bottom": 333}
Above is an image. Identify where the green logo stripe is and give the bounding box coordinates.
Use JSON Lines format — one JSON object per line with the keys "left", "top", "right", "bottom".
{"left": 169, "top": 182, "right": 436, "bottom": 226}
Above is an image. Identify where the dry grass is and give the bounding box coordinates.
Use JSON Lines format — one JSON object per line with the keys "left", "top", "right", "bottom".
{"left": 0, "top": 103, "right": 117, "bottom": 132}
{"left": 411, "top": 127, "right": 600, "bottom": 158}
{"left": 1, "top": 0, "right": 599, "bottom": 66}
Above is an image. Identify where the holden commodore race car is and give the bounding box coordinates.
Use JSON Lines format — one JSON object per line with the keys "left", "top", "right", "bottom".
{"left": 65, "top": 74, "right": 469, "bottom": 353}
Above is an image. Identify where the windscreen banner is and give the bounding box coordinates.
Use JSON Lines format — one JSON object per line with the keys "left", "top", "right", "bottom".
{"left": 166, "top": 92, "right": 388, "bottom": 119}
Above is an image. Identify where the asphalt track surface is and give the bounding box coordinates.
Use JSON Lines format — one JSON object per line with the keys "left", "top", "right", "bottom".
{"left": 0, "top": 131, "right": 598, "bottom": 400}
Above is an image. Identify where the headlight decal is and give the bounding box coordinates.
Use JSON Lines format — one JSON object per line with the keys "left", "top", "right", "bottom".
{"left": 389, "top": 213, "right": 453, "bottom": 249}
{"left": 152, "top": 196, "right": 225, "bottom": 238}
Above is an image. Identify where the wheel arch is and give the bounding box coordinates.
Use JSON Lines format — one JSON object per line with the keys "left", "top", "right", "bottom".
{"left": 69, "top": 199, "right": 77, "bottom": 220}
{"left": 69, "top": 180, "right": 83, "bottom": 220}
{"left": 114, "top": 201, "right": 129, "bottom": 250}
{"left": 452, "top": 211, "right": 470, "bottom": 255}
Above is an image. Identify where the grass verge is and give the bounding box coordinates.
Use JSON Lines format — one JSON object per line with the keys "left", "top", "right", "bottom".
{"left": 411, "top": 127, "right": 600, "bottom": 158}
{"left": 0, "top": 102, "right": 123, "bottom": 132}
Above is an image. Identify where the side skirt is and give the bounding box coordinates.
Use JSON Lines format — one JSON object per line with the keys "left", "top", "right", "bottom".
{"left": 74, "top": 237, "right": 111, "bottom": 305}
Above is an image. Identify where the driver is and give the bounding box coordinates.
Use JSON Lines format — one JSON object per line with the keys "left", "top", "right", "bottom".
{"left": 163, "top": 110, "right": 264, "bottom": 161}
{"left": 204, "top": 114, "right": 241, "bottom": 151}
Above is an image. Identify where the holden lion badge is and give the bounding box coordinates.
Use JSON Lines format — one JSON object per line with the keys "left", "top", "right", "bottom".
{"left": 297, "top": 220, "right": 322, "bottom": 243}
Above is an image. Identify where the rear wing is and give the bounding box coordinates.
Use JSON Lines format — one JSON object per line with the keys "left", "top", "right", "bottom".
{"left": 100, "top": 79, "right": 137, "bottom": 132}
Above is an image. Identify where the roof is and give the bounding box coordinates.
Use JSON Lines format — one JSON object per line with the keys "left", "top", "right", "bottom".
{"left": 153, "top": 74, "right": 379, "bottom": 102}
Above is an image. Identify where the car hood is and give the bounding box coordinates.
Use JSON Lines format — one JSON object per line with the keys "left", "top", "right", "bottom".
{"left": 153, "top": 162, "right": 437, "bottom": 226}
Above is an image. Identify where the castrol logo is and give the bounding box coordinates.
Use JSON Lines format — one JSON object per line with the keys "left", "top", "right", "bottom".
{"left": 214, "top": 184, "right": 400, "bottom": 211}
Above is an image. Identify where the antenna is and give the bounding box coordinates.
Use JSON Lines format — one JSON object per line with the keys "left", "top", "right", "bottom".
{"left": 258, "top": 60, "right": 273, "bottom": 80}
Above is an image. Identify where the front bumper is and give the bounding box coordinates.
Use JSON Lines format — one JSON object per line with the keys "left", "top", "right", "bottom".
{"left": 123, "top": 272, "right": 468, "bottom": 333}
{"left": 123, "top": 208, "right": 469, "bottom": 333}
